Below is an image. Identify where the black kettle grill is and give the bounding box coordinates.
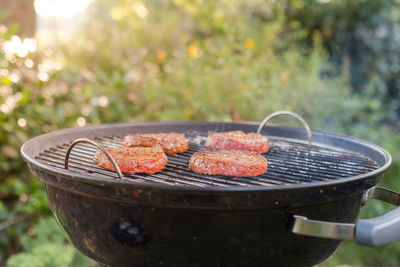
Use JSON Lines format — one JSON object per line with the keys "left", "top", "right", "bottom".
{"left": 21, "top": 111, "right": 399, "bottom": 266}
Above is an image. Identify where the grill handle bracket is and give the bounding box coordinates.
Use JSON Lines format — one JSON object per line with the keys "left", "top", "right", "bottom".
{"left": 257, "top": 111, "right": 312, "bottom": 146}
{"left": 291, "top": 216, "right": 355, "bottom": 240}
{"left": 291, "top": 187, "right": 400, "bottom": 247}
{"left": 65, "top": 138, "right": 125, "bottom": 180}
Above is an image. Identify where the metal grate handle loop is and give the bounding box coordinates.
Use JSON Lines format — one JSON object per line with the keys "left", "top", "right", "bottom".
{"left": 65, "top": 138, "right": 124, "bottom": 180}
{"left": 257, "top": 111, "right": 312, "bottom": 147}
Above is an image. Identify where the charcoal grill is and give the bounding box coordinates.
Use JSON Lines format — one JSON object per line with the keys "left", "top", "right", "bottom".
{"left": 42, "top": 132, "right": 378, "bottom": 187}
{"left": 21, "top": 111, "right": 400, "bottom": 267}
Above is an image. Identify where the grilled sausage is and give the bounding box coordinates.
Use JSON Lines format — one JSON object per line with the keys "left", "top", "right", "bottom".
{"left": 123, "top": 133, "right": 188, "bottom": 154}
{"left": 189, "top": 149, "right": 268, "bottom": 177}
{"left": 205, "top": 131, "right": 269, "bottom": 153}
{"left": 94, "top": 147, "right": 167, "bottom": 174}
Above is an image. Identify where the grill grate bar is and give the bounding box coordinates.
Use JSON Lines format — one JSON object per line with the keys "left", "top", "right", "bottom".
{"left": 94, "top": 137, "right": 376, "bottom": 181}
{"left": 59, "top": 144, "right": 315, "bottom": 185}
{"left": 94, "top": 137, "right": 376, "bottom": 176}
{"left": 58, "top": 142, "right": 281, "bottom": 186}
{"left": 44, "top": 146, "right": 277, "bottom": 187}
{"left": 268, "top": 150, "right": 374, "bottom": 169}
{"left": 39, "top": 151, "right": 226, "bottom": 187}
{"left": 268, "top": 143, "right": 374, "bottom": 167}
{"left": 37, "top": 153, "right": 187, "bottom": 186}
{"left": 67, "top": 136, "right": 376, "bottom": 184}
{"left": 38, "top": 155, "right": 183, "bottom": 185}
{"left": 71, "top": 148, "right": 275, "bottom": 186}
{"left": 104, "top": 135, "right": 371, "bottom": 166}
{"left": 39, "top": 153, "right": 208, "bottom": 187}
{"left": 266, "top": 155, "right": 369, "bottom": 178}
{"left": 34, "top": 132, "right": 379, "bottom": 187}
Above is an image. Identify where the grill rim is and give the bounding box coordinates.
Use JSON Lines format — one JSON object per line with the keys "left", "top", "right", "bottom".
{"left": 21, "top": 121, "right": 392, "bottom": 193}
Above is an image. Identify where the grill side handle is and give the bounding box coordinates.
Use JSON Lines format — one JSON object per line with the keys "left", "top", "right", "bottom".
{"left": 291, "top": 187, "right": 400, "bottom": 247}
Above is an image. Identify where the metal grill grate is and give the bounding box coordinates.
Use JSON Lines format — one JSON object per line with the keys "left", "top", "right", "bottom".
{"left": 35, "top": 131, "right": 379, "bottom": 187}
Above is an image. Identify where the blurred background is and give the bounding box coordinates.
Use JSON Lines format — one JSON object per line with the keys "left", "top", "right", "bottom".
{"left": 0, "top": 0, "right": 399, "bottom": 266}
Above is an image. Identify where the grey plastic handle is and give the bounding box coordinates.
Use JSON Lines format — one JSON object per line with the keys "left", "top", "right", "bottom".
{"left": 292, "top": 187, "right": 400, "bottom": 247}
{"left": 355, "top": 187, "right": 400, "bottom": 246}
{"left": 355, "top": 206, "right": 400, "bottom": 246}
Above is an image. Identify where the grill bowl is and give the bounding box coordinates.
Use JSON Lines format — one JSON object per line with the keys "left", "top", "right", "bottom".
{"left": 21, "top": 121, "right": 391, "bottom": 266}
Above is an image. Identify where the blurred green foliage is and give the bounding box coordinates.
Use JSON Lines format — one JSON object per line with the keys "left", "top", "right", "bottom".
{"left": 0, "top": 0, "right": 399, "bottom": 266}
{"left": 6, "top": 217, "right": 96, "bottom": 267}
{"left": 283, "top": 0, "right": 400, "bottom": 122}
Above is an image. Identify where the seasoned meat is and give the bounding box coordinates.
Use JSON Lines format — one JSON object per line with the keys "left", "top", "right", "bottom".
{"left": 205, "top": 131, "right": 269, "bottom": 153}
{"left": 123, "top": 133, "right": 188, "bottom": 154}
{"left": 93, "top": 147, "right": 167, "bottom": 174}
{"left": 189, "top": 149, "right": 268, "bottom": 177}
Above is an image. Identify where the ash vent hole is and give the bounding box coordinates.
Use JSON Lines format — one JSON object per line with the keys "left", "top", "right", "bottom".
{"left": 111, "top": 217, "right": 151, "bottom": 246}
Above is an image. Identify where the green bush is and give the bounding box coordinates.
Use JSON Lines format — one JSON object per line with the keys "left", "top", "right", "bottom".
{"left": 6, "top": 217, "right": 96, "bottom": 267}
{"left": 62, "top": 0, "right": 353, "bottom": 126}
{"left": 283, "top": 0, "right": 400, "bottom": 123}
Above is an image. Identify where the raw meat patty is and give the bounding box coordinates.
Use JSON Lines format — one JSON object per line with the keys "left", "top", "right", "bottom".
{"left": 123, "top": 133, "right": 188, "bottom": 154}
{"left": 94, "top": 147, "right": 167, "bottom": 174}
{"left": 189, "top": 149, "right": 268, "bottom": 177}
{"left": 205, "top": 131, "right": 269, "bottom": 153}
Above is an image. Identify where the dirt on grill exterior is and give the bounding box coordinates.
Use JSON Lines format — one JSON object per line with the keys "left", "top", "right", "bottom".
{"left": 93, "top": 146, "right": 168, "bottom": 174}
{"left": 205, "top": 131, "right": 269, "bottom": 153}
{"left": 189, "top": 149, "right": 268, "bottom": 177}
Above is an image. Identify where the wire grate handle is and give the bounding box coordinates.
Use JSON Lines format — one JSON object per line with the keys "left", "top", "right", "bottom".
{"left": 257, "top": 111, "right": 312, "bottom": 147}
{"left": 64, "top": 138, "right": 124, "bottom": 180}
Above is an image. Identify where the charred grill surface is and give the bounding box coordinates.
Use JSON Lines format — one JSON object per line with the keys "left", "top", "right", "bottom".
{"left": 35, "top": 131, "right": 378, "bottom": 187}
